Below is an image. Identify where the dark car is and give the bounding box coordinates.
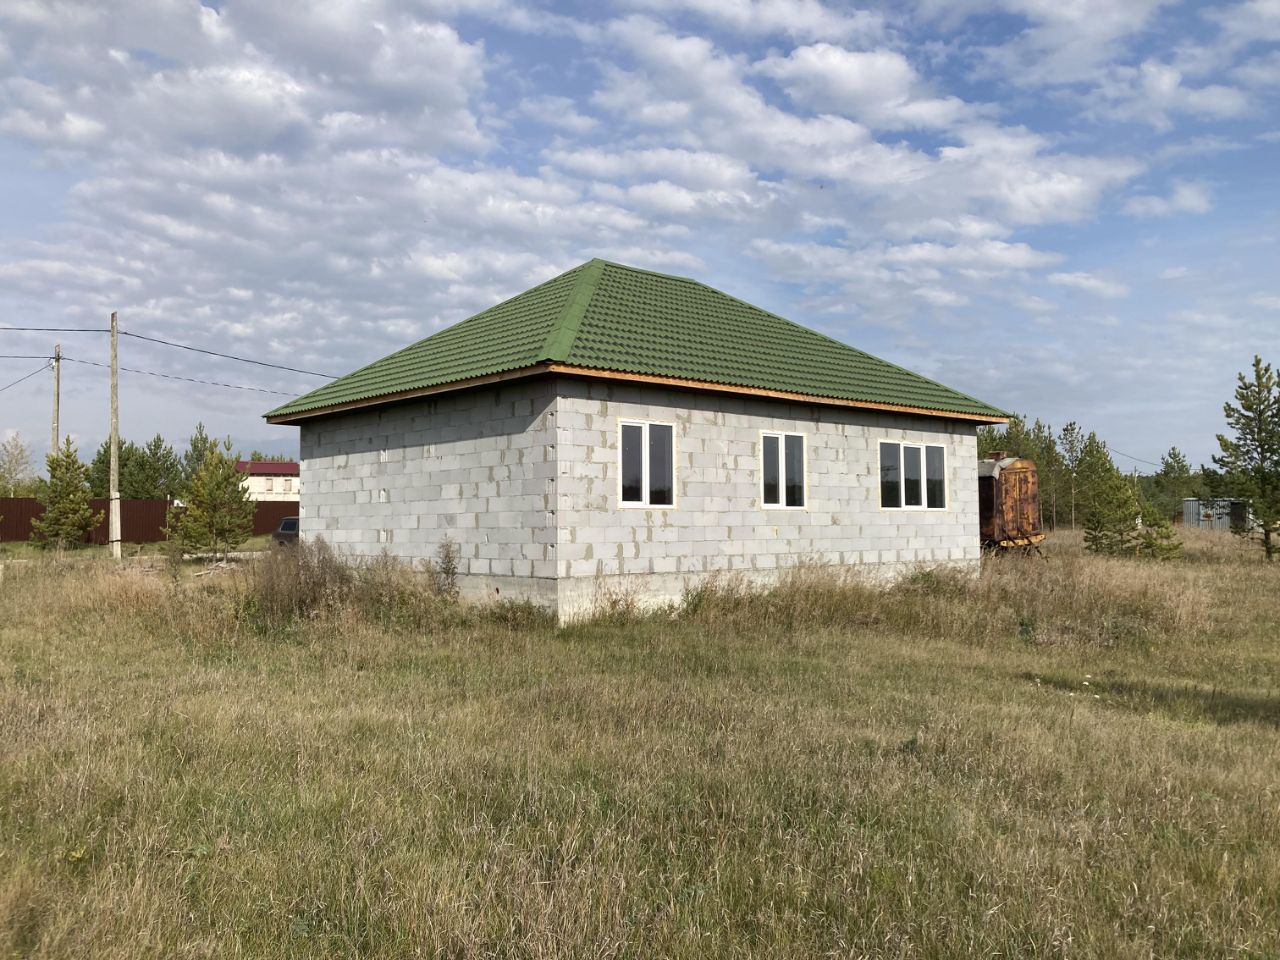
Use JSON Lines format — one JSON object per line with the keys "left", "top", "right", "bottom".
{"left": 272, "top": 516, "right": 299, "bottom": 546}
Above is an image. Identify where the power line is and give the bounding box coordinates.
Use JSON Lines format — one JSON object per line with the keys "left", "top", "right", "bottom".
{"left": 62, "top": 357, "right": 293, "bottom": 396}
{"left": 0, "top": 362, "right": 52, "bottom": 395}
{"left": 1110, "top": 447, "right": 1162, "bottom": 469}
{"left": 0, "top": 354, "right": 54, "bottom": 360}
{"left": 0, "top": 326, "right": 108, "bottom": 333}
{"left": 3, "top": 323, "right": 336, "bottom": 378}
{"left": 118, "top": 331, "right": 335, "bottom": 378}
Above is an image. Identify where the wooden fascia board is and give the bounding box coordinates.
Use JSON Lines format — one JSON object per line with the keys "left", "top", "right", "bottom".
{"left": 266, "top": 362, "right": 1008, "bottom": 425}
{"left": 546, "top": 364, "right": 1009, "bottom": 424}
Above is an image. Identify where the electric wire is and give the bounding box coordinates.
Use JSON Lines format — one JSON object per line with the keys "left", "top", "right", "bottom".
{"left": 1109, "top": 447, "right": 1162, "bottom": 469}
{"left": 0, "top": 326, "right": 108, "bottom": 333}
{"left": 0, "top": 362, "right": 52, "bottom": 395}
{"left": 2, "top": 325, "right": 336, "bottom": 378}
{"left": 118, "top": 331, "right": 335, "bottom": 378}
{"left": 61, "top": 357, "right": 293, "bottom": 396}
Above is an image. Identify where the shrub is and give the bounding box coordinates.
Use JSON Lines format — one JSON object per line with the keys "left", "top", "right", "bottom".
{"left": 235, "top": 539, "right": 464, "bottom": 635}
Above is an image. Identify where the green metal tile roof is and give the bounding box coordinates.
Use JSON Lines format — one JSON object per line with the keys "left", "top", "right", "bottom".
{"left": 267, "top": 259, "right": 1006, "bottom": 421}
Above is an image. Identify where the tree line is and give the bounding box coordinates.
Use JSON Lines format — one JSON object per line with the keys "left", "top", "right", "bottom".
{"left": 980, "top": 354, "right": 1279, "bottom": 561}
{"left": 1, "top": 423, "right": 265, "bottom": 559}
{"left": 1, "top": 425, "right": 290, "bottom": 501}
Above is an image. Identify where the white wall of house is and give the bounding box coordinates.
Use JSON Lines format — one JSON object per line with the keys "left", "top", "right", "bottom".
{"left": 551, "top": 378, "right": 979, "bottom": 615}
{"left": 298, "top": 379, "right": 559, "bottom": 606}
{"left": 241, "top": 474, "right": 299, "bottom": 502}
{"left": 298, "top": 376, "right": 980, "bottom": 618}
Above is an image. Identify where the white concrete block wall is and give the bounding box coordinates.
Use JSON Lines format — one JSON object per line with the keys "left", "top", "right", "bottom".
{"left": 298, "top": 380, "right": 559, "bottom": 605}
{"left": 297, "top": 375, "right": 982, "bottom": 618}
{"left": 552, "top": 378, "right": 980, "bottom": 613}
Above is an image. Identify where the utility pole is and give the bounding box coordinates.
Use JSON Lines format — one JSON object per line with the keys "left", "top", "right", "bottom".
{"left": 50, "top": 342, "right": 60, "bottom": 453}
{"left": 109, "top": 311, "right": 121, "bottom": 561}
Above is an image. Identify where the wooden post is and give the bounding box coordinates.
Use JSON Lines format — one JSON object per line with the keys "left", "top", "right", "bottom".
{"left": 50, "top": 342, "right": 60, "bottom": 453}
{"left": 109, "top": 312, "right": 121, "bottom": 561}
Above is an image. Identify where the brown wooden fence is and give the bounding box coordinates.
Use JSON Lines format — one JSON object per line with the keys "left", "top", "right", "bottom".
{"left": 251, "top": 500, "right": 300, "bottom": 536}
{"left": 0, "top": 499, "right": 300, "bottom": 543}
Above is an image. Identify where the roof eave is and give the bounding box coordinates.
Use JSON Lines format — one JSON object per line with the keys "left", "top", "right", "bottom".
{"left": 265, "top": 362, "right": 1008, "bottom": 426}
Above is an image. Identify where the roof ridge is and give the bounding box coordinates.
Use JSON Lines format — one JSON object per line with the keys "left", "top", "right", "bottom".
{"left": 540, "top": 258, "right": 605, "bottom": 361}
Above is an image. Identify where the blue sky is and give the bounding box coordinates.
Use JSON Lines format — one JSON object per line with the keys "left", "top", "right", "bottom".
{"left": 1, "top": 0, "right": 1277, "bottom": 469}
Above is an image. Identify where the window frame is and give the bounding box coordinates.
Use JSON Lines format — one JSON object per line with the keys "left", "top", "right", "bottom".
{"left": 617, "top": 418, "right": 677, "bottom": 509}
{"left": 879, "top": 441, "right": 948, "bottom": 511}
{"left": 760, "top": 430, "right": 808, "bottom": 510}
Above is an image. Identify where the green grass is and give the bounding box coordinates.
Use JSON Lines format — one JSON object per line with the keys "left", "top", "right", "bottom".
{"left": 1, "top": 531, "right": 1278, "bottom": 958}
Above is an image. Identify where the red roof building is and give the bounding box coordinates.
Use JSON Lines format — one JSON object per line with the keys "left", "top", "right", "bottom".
{"left": 235, "top": 460, "right": 299, "bottom": 501}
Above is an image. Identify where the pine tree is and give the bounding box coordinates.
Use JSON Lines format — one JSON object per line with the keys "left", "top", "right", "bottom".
{"left": 1213, "top": 355, "right": 1280, "bottom": 561}
{"left": 29, "top": 438, "right": 102, "bottom": 552}
{"left": 134, "top": 434, "right": 183, "bottom": 499}
{"left": 180, "top": 423, "right": 220, "bottom": 493}
{"left": 1080, "top": 437, "right": 1140, "bottom": 555}
{"left": 168, "top": 438, "right": 254, "bottom": 561}
{"left": 1059, "top": 421, "right": 1085, "bottom": 529}
{"left": 87, "top": 434, "right": 182, "bottom": 499}
{"left": 1134, "top": 493, "right": 1182, "bottom": 561}
{"left": 1151, "top": 446, "right": 1193, "bottom": 521}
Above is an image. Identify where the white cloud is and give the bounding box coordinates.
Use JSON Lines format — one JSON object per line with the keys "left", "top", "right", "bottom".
{"left": 621, "top": 0, "right": 884, "bottom": 42}
{"left": 1234, "top": 50, "right": 1280, "bottom": 87}
{"left": 1122, "top": 180, "right": 1213, "bottom": 217}
{"left": 1047, "top": 271, "right": 1130, "bottom": 298}
{"left": 544, "top": 147, "right": 758, "bottom": 191}
{"left": 1159, "top": 266, "right": 1192, "bottom": 280}
{"left": 1210, "top": 0, "right": 1280, "bottom": 51}
{"left": 927, "top": 0, "right": 1177, "bottom": 86}
{"left": 913, "top": 286, "right": 970, "bottom": 307}
{"left": 516, "top": 95, "right": 597, "bottom": 133}
{"left": 1253, "top": 293, "right": 1280, "bottom": 309}
{"left": 756, "top": 44, "right": 977, "bottom": 130}
{"left": 1088, "top": 61, "right": 1249, "bottom": 130}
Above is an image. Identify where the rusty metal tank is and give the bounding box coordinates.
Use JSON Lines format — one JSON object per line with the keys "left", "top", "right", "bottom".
{"left": 978, "top": 452, "right": 1046, "bottom": 549}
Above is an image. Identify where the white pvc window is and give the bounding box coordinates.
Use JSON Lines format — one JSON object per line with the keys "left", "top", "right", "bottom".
{"left": 762, "top": 432, "right": 805, "bottom": 508}
{"left": 880, "top": 442, "right": 946, "bottom": 510}
{"left": 620, "top": 420, "right": 674, "bottom": 507}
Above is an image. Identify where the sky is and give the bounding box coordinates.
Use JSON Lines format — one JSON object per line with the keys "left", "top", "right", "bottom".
{"left": 1, "top": 0, "right": 1278, "bottom": 471}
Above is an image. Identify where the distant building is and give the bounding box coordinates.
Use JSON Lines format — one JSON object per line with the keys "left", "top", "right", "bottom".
{"left": 1182, "top": 497, "right": 1250, "bottom": 531}
{"left": 235, "top": 460, "right": 299, "bottom": 502}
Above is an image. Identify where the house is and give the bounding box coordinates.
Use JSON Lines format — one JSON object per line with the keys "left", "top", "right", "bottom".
{"left": 266, "top": 259, "right": 1007, "bottom": 618}
{"left": 234, "top": 460, "right": 300, "bottom": 502}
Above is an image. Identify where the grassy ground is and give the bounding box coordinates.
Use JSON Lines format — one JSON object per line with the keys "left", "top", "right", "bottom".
{"left": 1, "top": 531, "right": 1277, "bottom": 958}
{"left": 0, "top": 534, "right": 273, "bottom": 560}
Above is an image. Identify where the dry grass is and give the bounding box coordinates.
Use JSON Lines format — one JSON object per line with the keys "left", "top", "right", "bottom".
{"left": 1, "top": 530, "right": 1278, "bottom": 958}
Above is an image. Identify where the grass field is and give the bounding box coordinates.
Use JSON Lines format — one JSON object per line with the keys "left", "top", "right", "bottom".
{"left": 1, "top": 531, "right": 1278, "bottom": 958}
